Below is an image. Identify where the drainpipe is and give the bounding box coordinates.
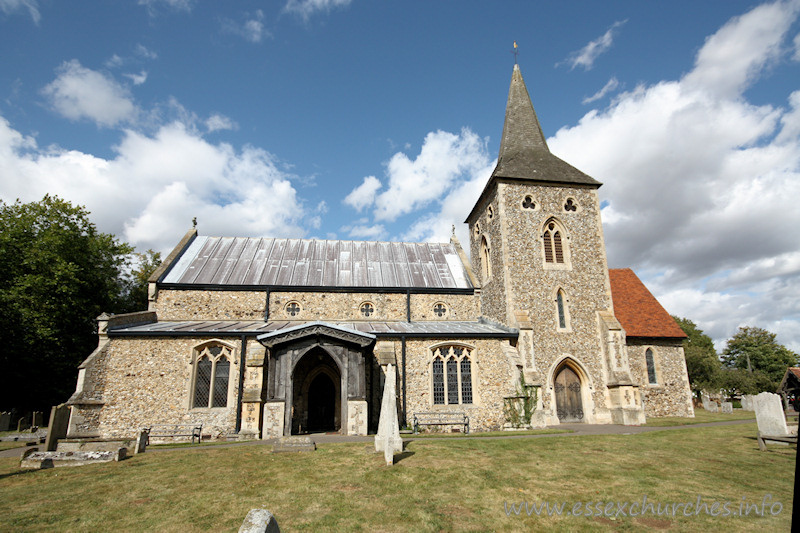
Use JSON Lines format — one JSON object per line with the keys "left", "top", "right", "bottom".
{"left": 264, "top": 288, "right": 270, "bottom": 321}
{"left": 401, "top": 335, "right": 407, "bottom": 427}
{"left": 235, "top": 335, "right": 247, "bottom": 433}
{"left": 406, "top": 289, "right": 411, "bottom": 322}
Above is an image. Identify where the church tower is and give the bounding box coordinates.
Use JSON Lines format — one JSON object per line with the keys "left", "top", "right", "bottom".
{"left": 466, "top": 63, "right": 645, "bottom": 425}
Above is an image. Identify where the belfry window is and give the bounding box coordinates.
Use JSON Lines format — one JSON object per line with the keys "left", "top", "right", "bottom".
{"left": 431, "top": 345, "right": 474, "bottom": 405}
{"left": 542, "top": 219, "right": 569, "bottom": 267}
{"left": 192, "top": 343, "right": 233, "bottom": 408}
{"left": 480, "top": 236, "right": 492, "bottom": 281}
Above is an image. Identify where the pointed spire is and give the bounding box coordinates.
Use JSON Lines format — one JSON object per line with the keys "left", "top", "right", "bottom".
{"left": 490, "top": 64, "right": 600, "bottom": 186}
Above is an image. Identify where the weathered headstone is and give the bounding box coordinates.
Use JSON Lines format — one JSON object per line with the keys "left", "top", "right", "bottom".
{"left": 0, "top": 412, "right": 10, "bottom": 432}
{"left": 272, "top": 436, "right": 315, "bottom": 453}
{"left": 239, "top": 509, "right": 281, "bottom": 533}
{"left": 721, "top": 402, "right": 733, "bottom": 414}
{"left": 740, "top": 395, "right": 754, "bottom": 411}
{"left": 753, "top": 392, "right": 791, "bottom": 438}
{"left": 375, "top": 364, "right": 402, "bottom": 465}
{"left": 135, "top": 429, "right": 149, "bottom": 454}
{"left": 701, "top": 392, "right": 718, "bottom": 413}
{"left": 45, "top": 404, "right": 71, "bottom": 452}
{"left": 32, "top": 411, "right": 44, "bottom": 428}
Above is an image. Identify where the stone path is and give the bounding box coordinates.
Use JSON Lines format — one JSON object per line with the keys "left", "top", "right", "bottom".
{"left": 0, "top": 419, "right": 760, "bottom": 459}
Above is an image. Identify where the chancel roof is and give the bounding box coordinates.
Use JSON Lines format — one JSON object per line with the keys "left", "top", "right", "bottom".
{"left": 608, "top": 268, "right": 687, "bottom": 339}
{"left": 160, "top": 236, "right": 473, "bottom": 290}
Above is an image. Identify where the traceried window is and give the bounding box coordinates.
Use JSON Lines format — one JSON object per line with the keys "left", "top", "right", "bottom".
{"left": 431, "top": 345, "right": 474, "bottom": 405}
{"left": 432, "top": 302, "right": 448, "bottom": 318}
{"left": 564, "top": 198, "right": 578, "bottom": 212}
{"left": 360, "top": 302, "right": 374, "bottom": 317}
{"left": 285, "top": 301, "right": 301, "bottom": 317}
{"left": 542, "top": 219, "right": 569, "bottom": 267}
{"left": 480, "top": 236, "right": 492, "bottom": 281}
{"left": 522, "top": 195, "right": 536, "bottom": 210}
{"left": 192, "top": 342, "right": 233, "bottom": 409}
{"left": 646, "top": 349, "right": 657, "bottom": 385}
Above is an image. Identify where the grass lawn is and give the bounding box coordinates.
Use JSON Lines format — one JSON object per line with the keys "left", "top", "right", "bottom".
{"left": 0, "top": 422, "right": 793, "bottom": 532}
{"left": 644, "top": 408, "right": 756, "bottom": 427}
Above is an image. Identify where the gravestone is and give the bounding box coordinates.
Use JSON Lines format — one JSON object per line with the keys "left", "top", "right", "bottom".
{"left": 17, "top": 416, "right": 30, "bottom": 432}
{"left": 721, "top": 402, "right": 733, "bottom": 414}
{"left": 701, "top": 393, "right": 718, "bottom": 413}
{"left": 45, "top": 404, "right": 71, "bottom": 452}
{"left": 32, "top": 411, "right": 43, "bottom": 428}
{"left": 753, "top": 392, "right": 791, "bottom": 438}
{"left": 135, "top": 429, "right": 149, "bottom": 454}
{"left": 375, "top": 364, "right": 402, "bottom": 465}
{"left": 239, "top": 509, "right": 281, "bottom": 533}
{"left": 272, "top": 436, "right": 315, "bottom": 453}
{"left": 0, "top": 412, "right": 9, "bottom": 431}
{"left": 740, "top": 395, "right": 754, "bottom": 411}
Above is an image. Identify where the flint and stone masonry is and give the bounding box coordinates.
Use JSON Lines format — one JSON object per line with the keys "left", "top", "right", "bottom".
{"left": 66, "top": 63, "right": 693, "bottom": 441}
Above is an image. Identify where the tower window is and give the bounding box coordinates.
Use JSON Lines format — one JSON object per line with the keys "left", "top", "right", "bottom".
{"left": 522, "top": 196, "right": 536, "bottom": 209}
{"left": 480, "top": 236, "right": 492, "bottom": 281}
{"left": 564, "top": 198, "right": 577, "bottom": 212}
{"left": 542, "top": 219, "right": 569, "bottom": 268}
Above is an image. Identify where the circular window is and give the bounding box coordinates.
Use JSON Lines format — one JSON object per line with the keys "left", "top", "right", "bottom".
{"left": 564, "top": 198, "right": 578, "bottom": 212}
{"left": 522, "top": 196, "right": 536, "bottom": 210}
{"left": 285, "top": 302, "right": 302, "bottom": 317}
{"left": 432, "top": 302, "right": 448, "bottom": 318}
{"left": 360, "top": 302, "right": 375, "bottom": 317}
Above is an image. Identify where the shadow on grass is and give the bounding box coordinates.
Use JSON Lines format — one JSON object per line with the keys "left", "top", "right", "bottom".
{"left": 0, "top": 467, "right": 42, "bottom": 481}
{"left": 394, "top": 450, "right": 415, "bottom": 464}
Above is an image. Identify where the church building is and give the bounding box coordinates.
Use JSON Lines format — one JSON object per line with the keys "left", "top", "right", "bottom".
{"left": 66, "top": 64, "right": 694, "bottom": 440}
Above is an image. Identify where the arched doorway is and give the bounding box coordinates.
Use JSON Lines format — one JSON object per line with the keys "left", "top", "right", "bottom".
{"left": 291, "top": 347, "right": 342, "bottom": 434}
{"left": 554, "top": 363, "right": 584, "bottom": 423}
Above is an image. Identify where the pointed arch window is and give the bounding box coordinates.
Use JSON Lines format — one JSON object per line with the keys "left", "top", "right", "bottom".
{"left": 480, "top": 236, "right": 492, "bottom": 281}
{"left": 431, "top": 345, "right": 474, "bottom": 405}
{"left": 645, "top": 349, "right": 657, "bottom": 385}
{"left": 192, "top": 342, "right": 234, "bottom": 409}
{"left": 542, "top": 219, "right": 570, "bottom": 269}
{"left": 555, "top": 288, "right": 571, "bottom": 331}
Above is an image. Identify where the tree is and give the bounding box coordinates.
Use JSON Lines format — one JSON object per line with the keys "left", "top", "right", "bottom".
{"left": 721, "top": 326, "right": 799, "bottom": 391}
{"left": 0, "top": 196, "right": 134, "bottom": 412}
{"left": 119, "top": 249, "right": 162, "bottom": 312}
{"left": 673, "top": 316, "right": 721, "bottom": 394}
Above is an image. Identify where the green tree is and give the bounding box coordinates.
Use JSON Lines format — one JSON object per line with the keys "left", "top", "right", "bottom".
{"left": 721, "top": 326, "right": 798, "bottom": 391}
{"left": 119, "top": 249, "right": 162, "bottom": 312}
{"left": 0, "top": 195, "right": 134, "bottom": 412}
{"left": 673, "top": 316, "right": 721, "bottom": 394}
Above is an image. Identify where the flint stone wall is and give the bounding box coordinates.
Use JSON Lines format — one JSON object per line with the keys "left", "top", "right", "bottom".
{"left": 627, "top": 340, "right": 695, "bottom": 417}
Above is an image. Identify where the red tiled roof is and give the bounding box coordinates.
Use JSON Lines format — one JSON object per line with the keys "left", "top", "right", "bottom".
{"left": 790, "top": 368, "right": 800, "bottom": 380}
{"left": 608, "top": 268, "right": 687, "bottom": 339}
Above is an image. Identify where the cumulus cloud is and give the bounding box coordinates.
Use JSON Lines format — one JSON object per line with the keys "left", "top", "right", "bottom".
{"left": 205, "top": 113, "right": 237, "bottom": 133}
{"left": 0, "top": 0, "right": 40, "bottom": 23}
{"left": 222, "top": 10, "right": 271, "bottom": 43}
{"left": 582, "top": 77, "right": 619, "bottom": 104}
{"left": 548, "top": 0, "right": 800, "bottom": 350}
{"left": 343, "top": 175, "right": 381, "bottom": 212}
{"left": 284, "top": 0, "right": 351, "bottom": 21}
{"left": 124, "top": 70, "right": 148, "bottom": 86}
{"left": 0, "top": 117, "right": 307, "bottom": 254}
{"left": 562, "top": 20, "right": 627, "bottom": 71}
{"left": 41, "top": 60, "right": 137, "bottom": 127}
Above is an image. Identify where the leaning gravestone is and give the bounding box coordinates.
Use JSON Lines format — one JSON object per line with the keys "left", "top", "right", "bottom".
{"left": 45, "top": 404, "right": 71, "bottom": 452}
{"left": 753, "top": 392, "right": 791, "bottom": 438}
{"left": 721, "top": 402, "right": 733, "bottom": 414}
{"left": 375, "top": 364, "right": 403, "bottom": 466}
{"left": 239, "top": 509, "right": 281, "bottom": 533}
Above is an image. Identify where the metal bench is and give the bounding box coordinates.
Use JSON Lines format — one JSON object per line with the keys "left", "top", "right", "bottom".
{"left": 413, "top": 412, "right": 469, "bottom": 434}
{"left": 142, "top": 424, "right": 203, "bottom": 445}
{"left": 757, "top": 431, "right": 797, "bottom": 451}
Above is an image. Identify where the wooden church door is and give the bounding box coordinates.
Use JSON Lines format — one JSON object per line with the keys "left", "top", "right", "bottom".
{"left": 555, "top": 366, "right": 584, "bottom": 422}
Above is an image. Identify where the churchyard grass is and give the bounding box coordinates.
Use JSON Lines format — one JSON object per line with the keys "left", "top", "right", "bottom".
{"left": 644, "top": 408, "right": 755, "bottom": 427}
{"left": 0, "top": 422, "right": 792, "bottom": 532}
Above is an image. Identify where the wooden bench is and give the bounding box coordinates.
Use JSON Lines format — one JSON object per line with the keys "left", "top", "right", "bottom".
{"left": 412, "top": 412, "right": 469, "bottom": 434}
{"left": 142, "top": 424, "right": 203, "bottom": 445}
{"left": 757, "top": 431, "right": 797, "bottom": 451}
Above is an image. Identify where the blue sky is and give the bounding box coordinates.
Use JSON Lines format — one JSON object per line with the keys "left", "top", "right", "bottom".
{"left": 1, "top": 0, "right": 799, "bottom": 352}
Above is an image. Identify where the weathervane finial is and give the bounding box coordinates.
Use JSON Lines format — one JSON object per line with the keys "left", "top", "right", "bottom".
{"left": 512, "top": 41, "right": 518, "bottom": 65}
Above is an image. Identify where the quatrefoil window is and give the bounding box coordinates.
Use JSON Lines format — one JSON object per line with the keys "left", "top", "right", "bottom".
{"left": 360, "top": 302, "right": 374, "bottom": 317}
{"left": 433, "top": 303, "right": 448, "bottom": 318}
{"left": 522, "top": 196, "right": 536, "bottom": 209}
{"left": 285, "top": 302, "right": 301, "bottom": 316}
{"left": 564, "top": 199, "right": 577, "bottom": 212}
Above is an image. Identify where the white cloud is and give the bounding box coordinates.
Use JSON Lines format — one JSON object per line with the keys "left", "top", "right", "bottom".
{"left": 205, "top": 113, "right": 237, "bottom": 133}
{"left": 548, "top": 0, "right": 800, "bottom": 349}
{"left": 135, "top": 44, "right": 158, "bottom": 60}
{"left": 343, "top": 175, "right": 381, "bottom": 211}
{"left": 582, "top": 77, "right": 619, "bottom": 104}
{"left": 41, "top": 60, "right": 137, "bottom": 127}
{"left": 284, "top": 0, "right": 351, "bottom": 21}
{"left": 368, "top": 128, "right": 490, "bottom": 222}
{"left": 124, "top": 70, "right": 148, "bottom": 86}
{"left": 341, "top": 221, "right": 386, "bottom": 240}
{"left": 0, "top": 116, "right": 307, "bottom": 254}
{"left": 0, "top": 0, "right": 39, "bottom": 23}
{"left": 138, "top": 0, "right": 193, "bottom": 15}
{"left": 562, "top": 20, "right": 626, "bottom": 71}
{"left": 222, "top": 10, "right": 271, "bottom": 43}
